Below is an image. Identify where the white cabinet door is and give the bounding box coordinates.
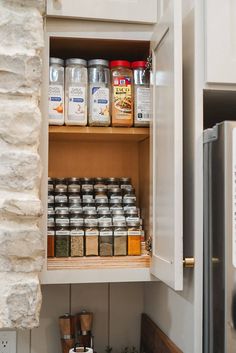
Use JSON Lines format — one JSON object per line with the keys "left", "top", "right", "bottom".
{"left": 46, "top": 0, "right": 157, "bottom": 24}
{"left": 150, "top": 0, "right": 183, "bottom": 290}
{"left": 205, "top": 0, "right": 236, "bottom": 84}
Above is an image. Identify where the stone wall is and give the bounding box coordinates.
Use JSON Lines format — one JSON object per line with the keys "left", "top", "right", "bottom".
{"left": 0, "top": 0, "right": 45, "bottom": 328}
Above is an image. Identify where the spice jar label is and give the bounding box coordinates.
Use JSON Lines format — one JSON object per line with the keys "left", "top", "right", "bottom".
{"left": 55, "top": 195, "right": 67, "bottom": 203}
{"left": 128, "top": 230, "right": 141, "bottom": 236}
{"left": 47, "top": 230, "right": 55, "bottom": 236}
{"left": 113, "top": 77, "right": 132, "bottom": 120}
{"left": 114, "top": 230, "right": 127, "bottom": 236}
{"left": 100, "top": 231, "right": 113, "bottom": 236}
{"left": 68, "top": 86, "right": 87, "bottom": 122}
{"left": 90, "top": 86, "right": 110, "bottom": 122}
{"left": 48, "top": 85, "right": 64, "bottom": 120}
{"left": 86, "top": 230, "right": 99, "bottom": 236}
{"left": 82, "top": 195, "right": 94, "bottom": 201}
{"left": 110, "top": 195, "right": 122, "bottom": 200}
{"left": 70, "top": 230, "right": 84, "bottom": 236}
{"left": 126, "top": 217, "right": 140, "bottom": 222}
{"left": 56, "top": 218, "right": 70, "bottom": 225}
{"left": 136, "top": 87, "right": 151, "bottom": 122}
{"left": 56, "top": 230, "right": 70, "bottom": 236}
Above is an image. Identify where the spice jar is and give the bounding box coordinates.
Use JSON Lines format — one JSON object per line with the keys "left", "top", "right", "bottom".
{"left": 94, "top": 177, "right": 106, "bottom": 185}
{"left": 110, "top": 60, "right": 133, "bottom": 127}
{"left": 123, "top": 194, "right": 136, "bottom": 209}
{"left": 55, "top": 209, "right": 70, "bottom": 226}
{"left": 55, "top": 187, "right": 68, "bottom": 210}
{"left": 109, "top": 198, "right": 123, "bottom": 211}
{"left": 112, "top": 209, "right": 125, "bottom": 222}
{"left": 108, "top": 187, "right": 122, "bottom": 200}
{"left": 88, "top": 59, "right": 111, "bottom": 127}
{"left": 125, "top": 208, "right": 140, "bottom": 222}
{"left": 99, "top": 221, "right": 113, "bottom": 256}
{"left": 67, "top": 177, "right": 80, "bottom": 186}
{"left": 48, "top": 208, "right": 55, "bottom": 223}
{"left": 65, "top": 59, "right": 88, "bottom": 126}
{"left": 55, "top": 223, "right": 70, "bottom": 257}
{"left": 132, "top": 61, "right": 151, "bottom": 127}
{"left": 85, "top": 219, "right": 99, "bottom": 256}
{"left": 127, "top": 220, "right": 141, "bottom": 256}
{"left": 83, "top": 198, "right": 96, "bottom": 210}
{"left": 68, "top": 186, "right": 81, "bottom": 203}
{"left": 70, "top": 208, "right": 84, "bottom": 224}
{"left": 96, "top": 197, "right": 109, "bottom": 209}
{"left": 80, "top": 177, "right": 94, "bottom": 186}
{"left": 49, "top": 57, "right": 64, "bottom": 126}
{"left": 84, "top": 209, "right": 97, "bottom": 224}
{"left": 119, "top": 177, "right": 131, "bottom": 186}
{"left": 70, "top": 219, "right": 84, "bottom": 257}
{"left": 48, "top": 191, "right": 55, "bottom": 208}
{"left": 106, "top": 177, "right": 120, "bottom": 188}
{"left": 113, "top": 220, "right": 127, "bottom": 256}
{"left": 48, "top": 177, "right": 55, "bottom": 192}
{"left": 47, "top": 221, "right": 55, "bottom": 258}
{"left": 98, "top": 209, "right": 112, "bottom": 223}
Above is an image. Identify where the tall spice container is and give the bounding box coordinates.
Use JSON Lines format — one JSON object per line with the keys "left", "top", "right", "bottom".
{"left": 49, "top": 57, "right": 64, "bottom": 125}
{"left": 59, "top": 314, "right": 75, "bottom": 353}
{"left": 88, "top": 59, "right": 111, "bottom": 126}
{"left": 110, "top": 61, "right": 133, "bottom": 127}
{"left": 132, "top": 61, "right": 151, "bottom": 127}
{"left": 65, "top": 59, "right": 88, "bottom": 126}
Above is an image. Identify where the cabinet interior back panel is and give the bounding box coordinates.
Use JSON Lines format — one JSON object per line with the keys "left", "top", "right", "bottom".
{"left": 49, "top": 141, "right": 140, "bottom": 201}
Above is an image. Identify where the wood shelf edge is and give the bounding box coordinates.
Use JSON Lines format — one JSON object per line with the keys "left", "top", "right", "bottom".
{"left": 47, "top": 255, "right": 151, "bottom": 270}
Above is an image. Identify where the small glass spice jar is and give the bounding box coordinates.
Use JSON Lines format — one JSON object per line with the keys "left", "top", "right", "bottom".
{"left": 96, "top": 197, "right": 109, "bottom": 209}
{"left": 70, "top": 219, "right": 84, "bottom": 257}
{"left": 81, "top": 188, "right": 94, "bottom": 201}
{"left": 48, "top": 177, "right": 55, "bottom": 192}
{"left": 98, "top": 209, "right": 112, "bottom": 222}
{"left": 83, "top": 198, "right": 96, "bottom": 210}
{"left": 80, "top": 177, "right": 94, "bottom": 187}
{"left": 67, "top": 177, "right": 80, "bottom": 186}
{"left": 48, "top": 191, "right": 55, "bottom": 208}
{"left": 54, "top": 178, "right": 68, "bottom": 187}
{"left": 94, "top": 177, "right": 107, "bottom": 186}
{"left": 123, "top": 194, "right": 136, "bottom": 210}
{"left": 47, "top": 221, "right": 55, "bottom": 258}
{"left": 55, "top": 223, "right": 70, "bottom": 257}
{"left": 119, "top": 177, "right": 131, "bottom": 186}
{"left": 109, "top": 198, "right": 123, "bottom": 211}
{"left": 94, "top": 186, "right": 107, "bottom": 198}
{"left": 48, "top": 208, "right": 55, "bottom": 223}
{"left": 55, "top": 209, "right": 70, "bottom": 227}
{"left": 108, "top": 187, "right": 122, "bottom": 200}
{"left": 127, "top": 220, "right": 141, "bottom": 256}
{"left": 99, "top": 220, "right": 113, "bottom": 257}
{"left": 125, "top": 208, "right": 140, "bottom": 222}
{"left": 122, "top": 185, "right": 135, "bottom": 195}
{"left": 112, "top": 209, "right": 125, "bottom": 222}
{"left": 68, "top": 198, "right": 82, "bottom": 211}
{"left": 106, "top": 177, "right": 120, "bottom": 189}
{"left": 84, "top": 209, "right": 97, "bottom": 224}
{"left": 69, "top": 208, "right": 84, "bottom": 224}
{"left": 113, "top": 220, "right": 127, "bottom": 256}
{"left": 85, "top": 219, "right": 99, "bottom": 256}
{"left": 68, "top": 185, "right": 81, "bottom": 203}
{"left": 55, "top": 186, "right": 68, "bottom": 209}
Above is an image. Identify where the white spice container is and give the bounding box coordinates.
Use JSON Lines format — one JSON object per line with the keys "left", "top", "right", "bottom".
{"left": 65, "top": 58, "right": 88, "bottom": 126}
{"left": 88, "top": 59, "right": 110, "bottom": 127}
{"left": 48, "top": 57, "right": 65, "bottom": 125}
{"left": 131, "top": 61, "right": 151, "bottom": 127}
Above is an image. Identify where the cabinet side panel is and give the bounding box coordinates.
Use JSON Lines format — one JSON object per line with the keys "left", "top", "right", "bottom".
{"left": 17, "top": 329, "right": 30, "bottom": 353}
{"left": 139, "top": 138, "right": 150, "bottom": 237}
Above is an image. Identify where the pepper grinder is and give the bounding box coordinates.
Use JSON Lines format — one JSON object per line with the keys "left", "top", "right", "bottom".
{"left": 59, "top": 314, "right": 75, "bottom": 353}
{"left": 76, "top": 311, "right": 93, "bottom": 348}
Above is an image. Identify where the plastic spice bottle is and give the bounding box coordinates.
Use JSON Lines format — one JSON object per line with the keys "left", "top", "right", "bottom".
{"left": 49, "top": 57, "right": 64, "bottom": 125}
{"left": 88, "top": 59, "right": 111, "bottom": 126}
{"left": 85, "top": 219, "right": 99, "bottom": 256}
{"left": 99, "top": 220, "right": 113, "bottom": 256}
{"left": 127, "top": 220, "right": 141, "bottom": 255}
{"left": 65, "top": 59, "right": 88, "bottom": 126}
{"left": 131, "top": 61, "right": 151, "bottom": 127}
{"left": 113, "top": 220, "right": 127, "bottom": 256}
{"left": 110, "top": 61, "right": 133, "bottom": 127}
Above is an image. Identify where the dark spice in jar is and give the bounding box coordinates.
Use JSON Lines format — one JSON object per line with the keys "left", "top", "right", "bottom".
{"left": 55, "top": 223, "right": 70, "bottom": 257}
{"left": 113, "top": 220, "right": 127, "bottom": 256}
{"left": 99, "top": 221, "right": 113, "bottom": 257}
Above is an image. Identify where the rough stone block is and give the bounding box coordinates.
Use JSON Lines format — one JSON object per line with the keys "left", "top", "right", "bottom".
{"left": 0, "top": 150, "right": 41, "bottom": 191}
{"left": 1, "top": 0, "right": 45, "bottom": 13}
{"left": 0, "top": 273, "right": 42, "bottom": 328}
{"left": 1, "top": 196, "right": 43, "bottom": 217}
{"left": 0, "top": 4, "right": 43, "bottom": 54}
{"left": 0, "top": 54, "right": 41, "bottom": 95}
{"left": 0, "top": 98, "right": 41, "bottom": 146}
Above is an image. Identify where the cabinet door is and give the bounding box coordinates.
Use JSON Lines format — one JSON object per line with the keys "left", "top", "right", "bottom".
{"left": 205, "top": 0, "right": 236, "bottom": 84}
{"left": 46, "top": 0, "right": 157, "bottom": 24}
{"left": 150, "top": 0, "right": 183, "bottom": 290}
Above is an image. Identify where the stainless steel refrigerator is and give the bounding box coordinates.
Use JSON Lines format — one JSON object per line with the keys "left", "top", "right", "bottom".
{"left": 203, "top": 121, "right": 236, "bottom": 353}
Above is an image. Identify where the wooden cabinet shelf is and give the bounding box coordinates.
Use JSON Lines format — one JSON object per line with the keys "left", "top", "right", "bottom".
{"left": 49, "top": 126, "right": 149, "bottom": 142}
{"left": 48, "top": 255, "right": 150, "bottom": 270}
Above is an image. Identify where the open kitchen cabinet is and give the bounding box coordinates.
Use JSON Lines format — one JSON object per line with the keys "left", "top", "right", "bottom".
{"left": 40, "top": 0, "right": 183, "bottom": 291}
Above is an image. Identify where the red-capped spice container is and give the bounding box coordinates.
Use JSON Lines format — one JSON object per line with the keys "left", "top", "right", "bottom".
{"left": 131, "top": 61, "right": 151, "bottom": 127}
{"left": 110, "top": 60, "right": 133, "bottom": 127}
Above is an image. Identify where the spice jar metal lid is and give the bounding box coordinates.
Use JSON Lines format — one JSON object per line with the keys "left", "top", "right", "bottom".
{"left": 69, "top": 208, "right": 83, "bottom": 215}
{"left": 80, "top": 177, "right": 94, "bottom": 184}
{"left": 48, "top": 177, "right": 55, "bottom": 184}
{"left": 69, "top": 198, "right": 81, "bottom": 204}
{"left": 85, "top": 219, "right": 98, "bottom": 227}
{"left": 94, "top": 177, "right": 106, "bottom": 183}
{"left": 98, "top": 209, "right": 111, "bottom": 215}
{"left": 119, "top": 177, "right": 131, "bottom": 184}
{"left": 106, "top": 177, "right": 119, "bottom": 184}
{"left": 67, "top": 177, "right": 80, "bottom": 184}
{"left": 109, "top": 198, "right": 122, "bottom": 205}
{"left": 110, "top": 60, "right": 131, "bottom": 68}
{"left": 68, "top": 185, "right": 81, "bottom": 193}
{"left": 55, "top": 185, "right": 68, "bottom": 193}
{"left": 56, "top": 209, "right": 69, "bottom": 216}
{"left": 84, "top": 209, "right": 97, "bottom": 216}
{"left": 108, "top": 187, "right": 121, "bottom": 193}
{"left": 127, "top": 220, "right": 140, "bottom": 227}
{"left": 70, "top": 219, "right": 84, "bottom": 226}
{"left": 125, "top": 208, "right": 139, "bottom": 215}
{"left": 112, "top": 209, "right": 124, "bottom": 215}
{"left": 54, "top": 177, "right": 68, "bottom": 183}
{"left": 99, "top": 220, "right": 112, "bottom": 227}
{"left": 88, "top": 59, "right": 109, "bottom": 67}
{"left": 83, "top": 198, "right": 95, "bottom": 204}
{"left": 66, "top": 58, "right": 87, "bottom": 66}
{"left": 113, "top": 220, "right": 127, "bottom": 227}
{"left": 50, "top": 57, "right": 64, "bottom": 66}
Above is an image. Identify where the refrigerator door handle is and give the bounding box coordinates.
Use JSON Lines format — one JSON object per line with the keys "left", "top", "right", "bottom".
{"left": 232, "top": 291, "right": 236, "bottom": 329}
